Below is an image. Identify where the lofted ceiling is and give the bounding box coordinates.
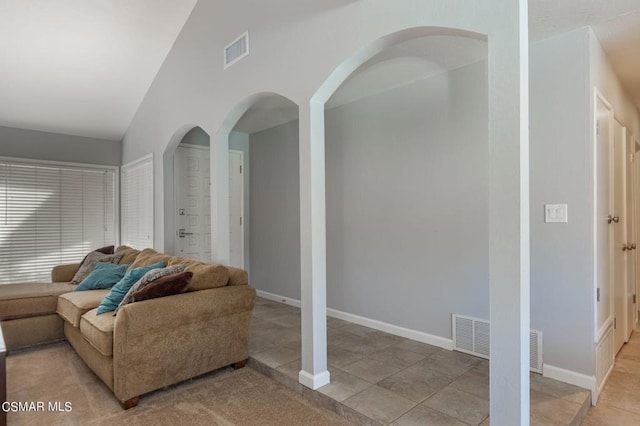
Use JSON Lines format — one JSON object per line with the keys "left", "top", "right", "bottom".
{"left": 1, "top": 1, "right": 640, "bottom": 139}
{"left": 0, "top": 0, "right": 197, "bottom": 141}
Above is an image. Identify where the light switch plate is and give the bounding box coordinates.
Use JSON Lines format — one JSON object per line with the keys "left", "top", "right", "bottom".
{"left": 545, "top": 204, "right": 568, "bottom": 223}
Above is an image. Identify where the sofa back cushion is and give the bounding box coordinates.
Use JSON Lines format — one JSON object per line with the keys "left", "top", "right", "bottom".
{"left": 129, "top": 248, "right": 171, "bottom": 271}
{"left": 115, "top": 245, "right": 141, "bottom": 265}
{"left": 227, "top": 267, "right": 248, "bottom": 286}
{"left": 116, "top": 247, "right": 243, "bottom": 290}
{"left": 166, "top": 256, "right": 229, "bottom": 290}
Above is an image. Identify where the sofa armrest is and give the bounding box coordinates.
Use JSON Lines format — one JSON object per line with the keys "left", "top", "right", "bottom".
{"left": 112, "top": 285, "right": 256, "bottom": 402}
{"left": 51, "top": 263, "right": 80, "bottom": 283}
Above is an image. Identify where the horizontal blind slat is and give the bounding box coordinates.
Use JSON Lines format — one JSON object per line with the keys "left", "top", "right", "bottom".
{"left": 0, "top": 161, "right": 116, "bottom": 284}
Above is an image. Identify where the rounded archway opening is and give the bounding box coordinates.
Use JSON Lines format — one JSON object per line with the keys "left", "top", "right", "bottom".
{"left": 162, "top": 125, "right": 210, "bottom": 257}
{"left": 173, "top": 127, "right": 212, "bottom": 261}
{"left": 322, "top": 31, "right": 490, "bottom": 344}
{"left": 214, "top": 93, "right": 300, "bottom": 299}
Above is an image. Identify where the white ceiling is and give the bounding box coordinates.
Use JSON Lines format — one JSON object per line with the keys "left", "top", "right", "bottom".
{"left": 1, "top": 1, "right": 640, "bottom": 139}
{"left": 0, "top": 0, "right": 197, "bottom": 140}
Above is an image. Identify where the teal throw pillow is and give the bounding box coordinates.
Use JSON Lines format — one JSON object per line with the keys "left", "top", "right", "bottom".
{"left": 75, "top": 262, "right": 129, "bottom": 291}
{"left": 96, "top": 262, "right": 166, "bottom": 315}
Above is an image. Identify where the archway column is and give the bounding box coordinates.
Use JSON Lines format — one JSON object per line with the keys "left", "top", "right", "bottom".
{"left": 298, "top": 99, "right": 330, "bottom": 389}
{"left": 212, "top": 132, "right": 230, "bottom": 264}
{"left": 488, "top": 1, "right": 530, "bottom": 424}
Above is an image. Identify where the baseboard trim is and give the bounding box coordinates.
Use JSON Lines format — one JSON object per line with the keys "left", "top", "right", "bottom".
{"left": 255, "top": 290, "right": 453, "bottom": 351}
{"left": 326, "top": 308, "right": 453, "bottom": 350}
{"left": 298, "top": 369, "right": 330, "bottom": 390}
{"left": 543, "top": 363, "right": 596, "bottom": 404}
{"left": 256, "top": 290, "right": 302, "bottom": 308}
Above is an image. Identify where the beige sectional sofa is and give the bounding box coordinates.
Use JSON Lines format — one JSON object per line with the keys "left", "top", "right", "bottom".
{"left": 0, "top": 246, "right": 256, "bottom": 409}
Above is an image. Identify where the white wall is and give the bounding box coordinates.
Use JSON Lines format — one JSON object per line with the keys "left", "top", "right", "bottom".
{"left": 0, "top": 125, "right": 121, "bottom": 166}
{"left": 249, "top": 62, "right": 489, "bottom": 339}
{"left": 529, "top": 28, "right": 593, "bottom": 376}
{"left": 590, "top": 29, "right": 640, "bottom": 139}
{"left": 120, "top": 0, "right": 520, "bottom": 253}
{"left": 120, "top": 1, "right": 532, "bottom": 418}
{"left": 325, "top": 62, "right": 489, "bottom": 337}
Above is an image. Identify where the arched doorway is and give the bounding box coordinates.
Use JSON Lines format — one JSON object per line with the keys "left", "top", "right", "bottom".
{"left": 299, "top": 22, "right": 529, "bottom": 424}
{"left": 173, "top": 126, "right": 212, "bottom": 261}
{"left": 215, "top": 93, "right": 300, "bottom": 286}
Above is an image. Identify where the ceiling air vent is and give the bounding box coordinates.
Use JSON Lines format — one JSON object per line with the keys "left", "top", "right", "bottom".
{"left": 224, "top": 31, "right": 249, "bottom": 69}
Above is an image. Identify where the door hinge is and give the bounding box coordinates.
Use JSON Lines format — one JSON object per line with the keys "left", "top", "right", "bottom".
{"left": 240, "top": 217, "right": 243, "bottom": 226}
{"left": 596, "top": 120, "right": 600, "bottom": 135}
{"left": 240, "top": 165, "right": 243, "bottom": 174}
{"left": 597, "top": 287, "right": 600, "bottom": 302}
{"left": 634, "top": 294, "right": 637, "bottom": 304}
{"left": 614, "top": 317, "right": 617, "bottom": 329}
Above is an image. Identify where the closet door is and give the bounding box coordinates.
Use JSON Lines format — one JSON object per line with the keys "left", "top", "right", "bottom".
{"left": 613, "top": 120, "right": 627, "bottom": 353}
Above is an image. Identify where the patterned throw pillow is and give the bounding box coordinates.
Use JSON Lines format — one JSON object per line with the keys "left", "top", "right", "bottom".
{"left": 79, "top": 245, "right": 114, "bottom": 266}
{"left": 131, "top": 271, "right": 193, "bottom": 302}
{"left": 116, "top": 264, "right": 186, "bottom": 311}
{"left": 70, "top": 251, "right": 125, "bottom": 285}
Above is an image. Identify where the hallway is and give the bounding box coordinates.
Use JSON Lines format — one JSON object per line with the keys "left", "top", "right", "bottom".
{"left": 583, "top": 330, "right": 640, "bottom": 424}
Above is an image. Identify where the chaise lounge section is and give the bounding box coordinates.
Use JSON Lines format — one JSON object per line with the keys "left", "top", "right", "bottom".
{"left": 0, "top": 246, "right": 256, "bottom": 409}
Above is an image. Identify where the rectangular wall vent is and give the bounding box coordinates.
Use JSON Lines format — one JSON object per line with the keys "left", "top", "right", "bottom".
{"left": 452, "top": 314, "right": 543, "bottom": 373}
{"left": 224, "top": 31, "right": 249, "bottom": 69}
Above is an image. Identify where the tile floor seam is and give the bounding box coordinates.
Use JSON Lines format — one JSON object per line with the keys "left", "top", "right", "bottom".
{"left": 421, "top": 385, "right": 489, "bottom": 425}
{"left": 252, "top": 297, "right": 589, "bottom": 425}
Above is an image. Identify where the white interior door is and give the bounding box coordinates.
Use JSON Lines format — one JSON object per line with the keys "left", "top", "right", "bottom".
{"left": 595, "top": 94, "right": 613, "bottom": 343}
{"left": 631, "top": 135, "right": 640, "bottom": 330}
{"left": 626, "top": 131, "right": 637, "bottom": 339}
{"left": 229, "top": 150, "right": 244, "bottom": 268}
{"left": 174, "top": 144, "right": 212, "bottom": 262}
{"left": 613, "top": 120, "right": 628, "bottom": 353}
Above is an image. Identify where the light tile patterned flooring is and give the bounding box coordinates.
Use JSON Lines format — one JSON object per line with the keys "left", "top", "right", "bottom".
{"left": 583, "top": 329, "right": 640, "bottom": 424}
{"left": 249, "top": 297, "right": 591, "bottom": 425}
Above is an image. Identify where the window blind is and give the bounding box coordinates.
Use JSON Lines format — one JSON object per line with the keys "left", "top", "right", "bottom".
{"left": 121, "top": 155, "right": 153, "bottom": 249}
{"left": 0, "top": 160, "right": 117, "bottom": 284}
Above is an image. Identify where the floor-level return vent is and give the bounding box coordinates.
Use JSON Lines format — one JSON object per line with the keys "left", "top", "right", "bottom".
{"left": 452, "top": 314, "right": 543, "bottom": 373}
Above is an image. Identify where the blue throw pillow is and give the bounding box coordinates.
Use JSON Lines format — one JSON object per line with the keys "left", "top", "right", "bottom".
{"left": 75, "top": 263, "right": 129, "bottom": 291}
{"left": 96, "top": 262, "right": 166, "bottom": 315}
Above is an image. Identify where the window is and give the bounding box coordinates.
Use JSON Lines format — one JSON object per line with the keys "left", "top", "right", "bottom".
{"left": 0, "top": 159, "right": 117, "bottom": 284}
{"left": 121, "top": 154, "right": 153, "bottom": 249}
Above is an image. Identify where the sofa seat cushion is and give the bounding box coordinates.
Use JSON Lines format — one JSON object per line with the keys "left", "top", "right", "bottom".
{"left": 80, "top": 308, "right": 114, "bottom": 357}
{"left": 57, "top": 290, "right": 109, "bottom": 327}
{"left": 0, "top": 282, "right": 76, "bottom": 320}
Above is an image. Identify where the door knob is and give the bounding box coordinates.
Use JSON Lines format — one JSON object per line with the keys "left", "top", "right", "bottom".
{"left": 608, "top": 215, "right": 620, "bottom": 224}
{"left": 632, "top": 243, "right": 637, "bottom": 250}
